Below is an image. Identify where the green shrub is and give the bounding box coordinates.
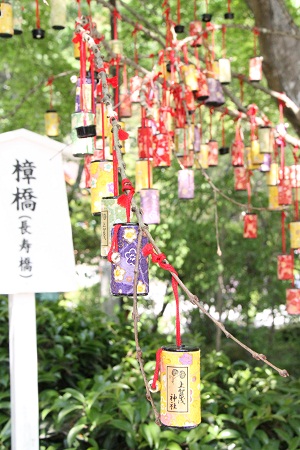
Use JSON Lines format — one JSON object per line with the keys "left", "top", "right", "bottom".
{"left": 0, "top": 297, "right": 299, "bottom": 450}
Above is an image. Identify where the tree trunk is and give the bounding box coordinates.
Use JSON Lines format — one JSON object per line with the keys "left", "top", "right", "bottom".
{"left": 245, "top": 0, "right": 300, "bottom": 135}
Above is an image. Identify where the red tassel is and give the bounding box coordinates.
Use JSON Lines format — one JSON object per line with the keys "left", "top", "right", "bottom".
{"left": 118, "top": 129, "right": 129, "bottom": 140}
{"left": 107, "top": 76, "right": 118, "bottom": 88}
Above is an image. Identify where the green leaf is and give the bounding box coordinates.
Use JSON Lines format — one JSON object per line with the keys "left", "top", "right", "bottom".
{"left": 274, "top": 427, "right": 292, "bottom": 442}
{"left": 165, "top": 443, "right": 182, "bottom": 450}
{"left": 255, "top": 429, "right": 269, "bottom": 445}
{"left": 57, "top": 405, "right": 82, "bottom": 424}
{"left": 66, "top": 423, "right": 86, "bottom": 447}
{"left": 289, "top": 436, "right": 300, "bottom": 450}
{"left": 111, "top": 419, "right": 133, "bottom": 433}
{"left": 246, "top": 418, "right": 260, "bottom": 438}
{"left": 118, "top": 401, "right": 135, "bottom": 423}
{"left": 63, "top": 388, "right": 86, "bottom": 404}
{"left": 217, "top": 429, "right": 241, "bottom": 440}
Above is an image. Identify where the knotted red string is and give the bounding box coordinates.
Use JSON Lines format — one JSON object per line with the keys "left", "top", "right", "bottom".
{"left": 117, "top": 178, "right": 135, "bottom": 222}
{"left": 107, "top": 224, "right": 122, "bottom": 263}
{"left": 107, "top": 76, "right": 118, "bottom": 88}
{"left": 113, "top": 8, "right": 121, "bottom": 40}
{"left": 143, "top": 243, "right": 182, "bottom": 348}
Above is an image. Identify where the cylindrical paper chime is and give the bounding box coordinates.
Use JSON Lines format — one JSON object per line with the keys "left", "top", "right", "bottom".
{"left": 140, "top": 189, "right": 160, "bottom": 225}
{"left": 193, "top": 124, "right": 201, "bottom": 153}
{"left": 245, "top": 146, "right": 260, "bottom": 170}
{"left": 32, "top": 0, "right": 45, "bottom": 39}
{"left": 243, "top": 213, "right": 257, "bottom": 238}
{"left": 75, "top": 111, "right": 96, "bottom": 138}
{"left": 234, "top": 167, "right": 248, "bottom": 191}
{"left": 267, "top": 162, "right": 279, "bottom": 186}
{"left": 249, "top": 56, "right": 263, "bottom": 82}
{"left": 50, "top": 0, "right": 66, "bottom": 29}
{"left": 135, "top": 159, "right": 153, "bottom": 192}
{"left": 231, "top": 140, "right": 244, "bottom": 167}
{"left": 45, "top": 110, "right": 60, "bottom": 137}
{"left": 196, "top": 144, "right": 209, "bottom": 169}
{"left": 218, "top": 58, "right": 231, "bottom": 84}
{"left": 0, "top": 1, "right": 13, "bottom": 38}
{"left": 13, "top": 0, "right": 23, "bottom": 35}
{"left": 208, "top": 140, "right": 218, "bottom": 166}
{"left": 159, "top": 345, "right": 201, "bottom": 429}
{"left": 258, "top": 126, "right": 272, "bottom": 153}
{"left": 250, "top": 139, "right": 264, "bottom": 164}
{"left": 268, "top": 186, "right": 282, "bottom": 210}
{"left": 205, "top": 78, "right": 225, "bottom": 107}
{"left": 75, "top": 75, "right": 95, "bottom": 113}
{"left": 174, "top": 127, "right": 185, "bottom": 157}
{"left": 110, "top": 223, "right": 149, "bottom": 296}
{"left": 100, "top": 197, "right": 127, "bottom": 257}
{"left": 71, "top": 112, "right": 95, "bottom": 157}
{"left": 96, "top": 103, "right": 110, "bottom": 137}
{"left": 90, "top": 160, "right": 114, "bottom": 215}
{"left": 153, "top": 133, "right": 171, "bottom": 168}
{"left": 260, "top": 153, "right": 271, "bottom": 172}
{"left": 289, "top": 221, "right": 300, "bottom": 249}
{"left": 178, "top": 169, "right": 194, "bottom": 199}
{"left": 278, "top": 179, "right": 292, "bottom": 206}
{"left": 277, "top": 255, "right": 293, "bottom": 281}
{"left": 179, "top": 151, "right": 195, "bottom": 169}
{"left": 182, "top": 65, "right": 199, "bottom": 92}
{"left": 286, "top": 289, "right": 300, "bottom": 315}
{"left": 195, "top": 70, "right": 209, "bottom": 102}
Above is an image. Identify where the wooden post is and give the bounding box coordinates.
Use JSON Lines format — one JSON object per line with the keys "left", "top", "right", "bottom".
{"left": 9, "top": 293, "right": 39, "bottom": 450}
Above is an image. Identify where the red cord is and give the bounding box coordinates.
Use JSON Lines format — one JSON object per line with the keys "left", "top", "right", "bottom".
{"left": 227, "top": 0, "right": 231, "bottom": 13}
{"left": 143, "top": 243, "right": 182, "bottom": 347}
{"left": 35, "top": 0, "right": 41, "bottom": 29}
{"left": 151, "top": 348, "right": 163, "bottom": 390}
{"left": 281, "top": 211, "right": 286, "bottom": 255}
{"left": 107, "top": 224, "right": 122, "bottom": 262}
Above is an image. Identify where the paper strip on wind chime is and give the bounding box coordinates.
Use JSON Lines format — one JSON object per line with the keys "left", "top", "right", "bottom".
{"left": 286, "top": 289, "right": 300, "bottom": 315}
{"left": 178, "top": 169, "right": 194, "bottom": 199}
{"left": 268, "top": 186, "right": 282, "bottom": 211}
{"left": 234, "top": 167, "right": 248, "bottom": 191}
{"left": 140, "top": 189, "right": 160, "bottom": 225}
{"left": 289, "top": 221, "right": 300, "bottom": 249}
{"left": 109, "top": 224, "right": 149, "bottom": 296}
{"left": 100, "top": 197, "right": 127, "bottom": 257}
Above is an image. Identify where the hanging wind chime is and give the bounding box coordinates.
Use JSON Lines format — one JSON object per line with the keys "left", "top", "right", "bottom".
{"left": 0, "top": 0, "right": 13, "bottom": 38}
{"left": 144, "top": 244, "right": 201, "bottom": 429}
{"left": 44, "top": 77, "right": 60, "bottom": 137}
{"left": 32, "top": 0, "right": 45, "bottom": 39}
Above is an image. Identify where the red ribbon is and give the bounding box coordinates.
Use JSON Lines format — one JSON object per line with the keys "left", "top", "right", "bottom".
{"left": 35, "top": 0, "right": 41, "bottom": 29}
{"left": 107, "top": 224, "right": 122, "bottom": 263}
{"left": 107, "top": 76, "right": 118, "bottom": 88}
{"left": 117, "top": 178, "right": 135, "bottom": 222}
{"left": 142, "top": 243, "right": 182, "bottom": 348}
{"left": 151, "top": 347, "right": 163, "bottom": 390}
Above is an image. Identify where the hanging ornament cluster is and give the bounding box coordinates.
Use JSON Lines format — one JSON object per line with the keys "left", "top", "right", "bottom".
{"left": 0, "top": 0, "right": 69, "bottom": 39}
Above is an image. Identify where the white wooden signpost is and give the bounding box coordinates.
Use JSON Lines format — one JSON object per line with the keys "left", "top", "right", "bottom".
{"left": 0, "top": 129, "right": 77, "bottom": 450}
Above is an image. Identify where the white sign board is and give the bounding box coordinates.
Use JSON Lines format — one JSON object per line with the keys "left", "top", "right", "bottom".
{"left": 0, "top": 128, "right": 77, "bottom": 294}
